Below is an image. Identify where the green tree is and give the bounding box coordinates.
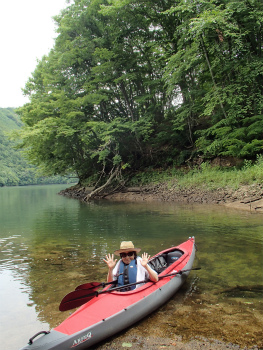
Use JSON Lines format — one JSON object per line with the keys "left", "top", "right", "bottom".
{"left": 165, "top": 0, "right": 263, "bottom": 160}
{"left": 18, "top": 0, "right": 173, "bottom": 187}
{"left": 17, "top": 0, "right": 263, "bottom": 192}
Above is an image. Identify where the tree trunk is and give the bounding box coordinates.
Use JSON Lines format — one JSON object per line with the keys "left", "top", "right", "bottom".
{"left": 200, "top": 34, "right": 227, "bottom": 119}
{"left": 84, "top": 166, "right": 121, "bottom": 201}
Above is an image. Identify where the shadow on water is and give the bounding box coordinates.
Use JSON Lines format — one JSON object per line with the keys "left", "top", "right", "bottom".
{"left": 0, "top": 185, "right": 262, "bottom": 349}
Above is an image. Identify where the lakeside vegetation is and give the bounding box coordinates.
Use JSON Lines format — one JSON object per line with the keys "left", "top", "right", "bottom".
{"left": 11, "top": 0, "right": 263, "bottom": 193}
{"left": 0, "top": 108, "right": 76, "bottom": 186}
{"left": 126, "top": 155, "right": 263, "bottom": 190}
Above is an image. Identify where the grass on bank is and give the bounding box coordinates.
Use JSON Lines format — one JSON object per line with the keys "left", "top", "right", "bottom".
{"left": 128, "top": 155, "right": 263, "bottom": 190}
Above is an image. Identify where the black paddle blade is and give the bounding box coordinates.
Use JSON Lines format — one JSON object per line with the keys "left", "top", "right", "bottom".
{"left": 59, "top": 289, "right": 97, "bottom": 312}
{"left": 75, "top": 282, "right": 101, "bottom": 291}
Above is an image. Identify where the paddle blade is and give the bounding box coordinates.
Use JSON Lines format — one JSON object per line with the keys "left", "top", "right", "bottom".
{"left": 59, "top": 289, "right": 97, "bottom": 312}
{"left": 75, "top": 282, "right": 101, "bottom": 291}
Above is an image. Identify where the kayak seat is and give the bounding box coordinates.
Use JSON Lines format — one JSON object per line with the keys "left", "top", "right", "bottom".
{"left": 148, "top": 254, "right": 168, "bottom": 274}
{"left": 166, "top": 250, "right": 183, "bottom": 265}
{"left": 148, "top": 250, "right": 184, "bottom": 274}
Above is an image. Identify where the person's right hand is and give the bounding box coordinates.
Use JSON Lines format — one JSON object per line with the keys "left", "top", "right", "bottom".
{"left": 103, "top": 254, "right": 117, "bottom": 270}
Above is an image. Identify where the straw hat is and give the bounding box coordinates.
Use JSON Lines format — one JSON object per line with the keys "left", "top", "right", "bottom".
{"left": 114, "top": 241, "right": 141, "bottom": 256}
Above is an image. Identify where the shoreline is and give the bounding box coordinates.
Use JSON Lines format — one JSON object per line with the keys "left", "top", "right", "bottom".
{"left": 59, "top": 183, "right": 263, "bottom": 213}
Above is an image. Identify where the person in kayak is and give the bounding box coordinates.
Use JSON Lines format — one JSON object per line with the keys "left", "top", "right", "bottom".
{"left": 103, "top": 241, "right": 158, "bottom": 290}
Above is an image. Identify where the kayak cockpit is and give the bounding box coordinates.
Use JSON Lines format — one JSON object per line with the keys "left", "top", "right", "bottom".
{"left": 148, "top": 248, "right": 184, "bottom": 274}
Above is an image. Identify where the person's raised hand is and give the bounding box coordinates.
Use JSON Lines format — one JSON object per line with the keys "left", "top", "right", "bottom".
{"left": 103, "top": 254, "right": 117, "bottom": 270}
{"left": 141, "top": 252, "right": 150, "bottom": 267}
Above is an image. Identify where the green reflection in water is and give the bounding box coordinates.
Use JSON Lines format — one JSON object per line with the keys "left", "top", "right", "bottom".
{"left": 0, "top": 185, "right": 262, "bottom": 349}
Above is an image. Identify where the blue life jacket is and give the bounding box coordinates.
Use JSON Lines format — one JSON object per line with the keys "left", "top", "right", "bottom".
{"left": 118, "top": 259, "right": 137, "bottom": 290}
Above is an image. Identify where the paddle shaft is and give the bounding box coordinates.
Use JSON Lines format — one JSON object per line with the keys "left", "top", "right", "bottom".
{"left": 59, "top": 266, "right": 200, "bottom": 311}
{"left": 105, "top": 266, "right": 201, "bottom": 291}
{"left": 159, "top": 267, "right": 201, "bottom": 278}
{"left": 96, "top": 267, "right": 201, "bottom": 293}
{"left": 78, "top": 267, "right": 200, "bottom": 293}
{"left": 75, "top": 280, "right": 117, "bottom": 291}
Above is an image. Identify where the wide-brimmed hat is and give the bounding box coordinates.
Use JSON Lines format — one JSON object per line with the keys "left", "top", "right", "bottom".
{"left": 114, "top": 241, "right": 141, "bottom": 256}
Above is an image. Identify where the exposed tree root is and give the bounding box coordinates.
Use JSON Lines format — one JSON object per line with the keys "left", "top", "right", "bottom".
{"left": 83, "top": 166, "right": 123, "bottom": 201}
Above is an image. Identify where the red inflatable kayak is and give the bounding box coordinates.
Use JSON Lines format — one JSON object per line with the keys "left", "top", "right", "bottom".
{"left": 20, "top": 237, "right": 196, "bottom": 350}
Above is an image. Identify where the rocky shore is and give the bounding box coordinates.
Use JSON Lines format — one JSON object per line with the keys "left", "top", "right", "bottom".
{"left": 59, "top": 183, "right": 263, "bottom": 213}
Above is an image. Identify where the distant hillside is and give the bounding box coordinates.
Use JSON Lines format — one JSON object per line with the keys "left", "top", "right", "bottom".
{"left": 0, "top": 108, "right": 76, "bottom": 186}
{"left": 0, "top": 107, "right": 23, "bottom": 131}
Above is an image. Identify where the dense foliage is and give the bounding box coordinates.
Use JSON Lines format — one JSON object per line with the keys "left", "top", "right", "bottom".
{"left": 17, "top": 0, "right": 263, "bottom": 186}
{"left": 129, "top": 155, "right": 263, "bottom": 190}
{"left": 0, "top": 108, "right": 75, "bottom": 186}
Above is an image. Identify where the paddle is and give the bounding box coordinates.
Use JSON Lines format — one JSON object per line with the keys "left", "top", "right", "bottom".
{"left": 59, "top": 267, "right": 201, "bottom": 312}
{"left": 75, "top": 280, "right": 117, "bottom": 291}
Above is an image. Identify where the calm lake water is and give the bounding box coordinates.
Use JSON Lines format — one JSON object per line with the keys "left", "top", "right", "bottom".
{"left": 0, "top": 185, "right": 262, "bottom": 350}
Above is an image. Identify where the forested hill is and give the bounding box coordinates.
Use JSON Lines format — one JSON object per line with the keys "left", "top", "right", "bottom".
{"left": 0, "top": 108, "right": 75, "bottom": 186}
{"left": 0, "top": 108, "right": 23, "bottom": 131}
{"left": 16, "top": 0, "right": 263, "bottom": 190}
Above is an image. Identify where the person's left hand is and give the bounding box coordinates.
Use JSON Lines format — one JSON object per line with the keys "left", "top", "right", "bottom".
{"left": 141, "top": 252, "right": 150, "bottom": 267}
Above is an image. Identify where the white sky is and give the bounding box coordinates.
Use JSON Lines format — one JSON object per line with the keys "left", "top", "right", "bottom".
{"left": 0, "top": 0, "right": 70, "bottom": 108}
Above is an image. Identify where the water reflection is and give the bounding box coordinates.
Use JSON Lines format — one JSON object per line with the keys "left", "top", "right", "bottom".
{"left": 0, "top": 185, "right": 262, "bottom": 349}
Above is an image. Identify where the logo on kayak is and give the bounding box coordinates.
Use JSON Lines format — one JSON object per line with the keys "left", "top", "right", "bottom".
{"left": 71, "top": 332, "right": 93, "bottom": 347}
